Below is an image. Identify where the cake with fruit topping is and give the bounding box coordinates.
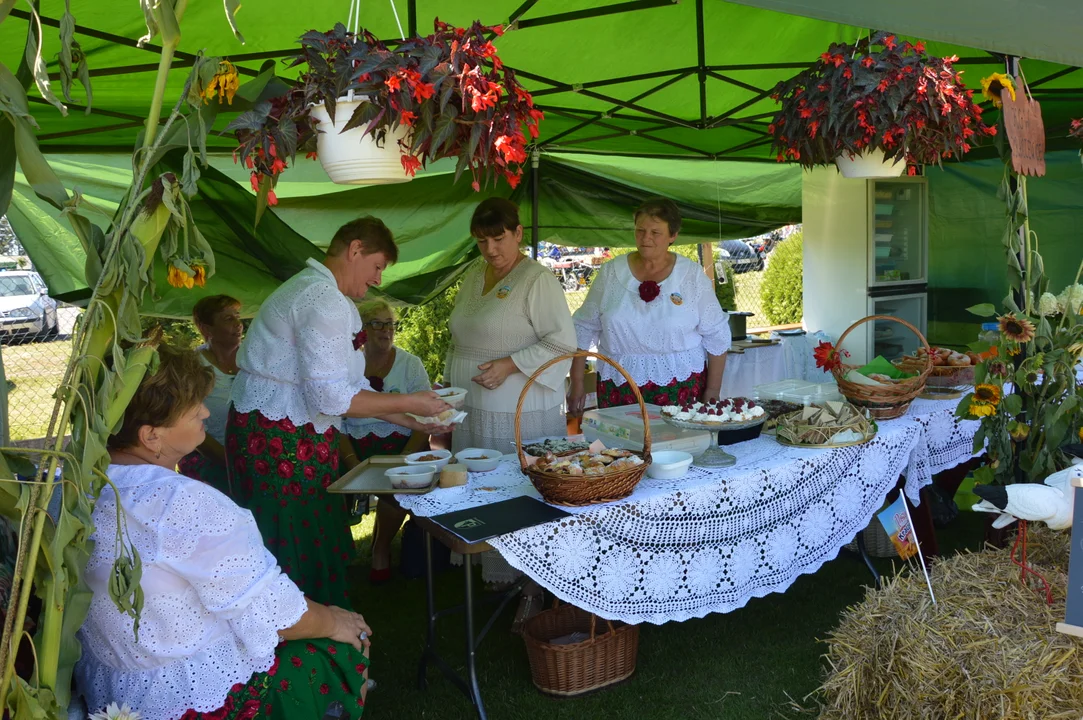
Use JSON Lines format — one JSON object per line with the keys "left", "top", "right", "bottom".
{"left": 661, "top": 397, "right": 767, "bottom": 424}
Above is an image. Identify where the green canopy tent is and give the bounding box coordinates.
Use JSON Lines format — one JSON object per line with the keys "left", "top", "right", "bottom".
{"left": 2, "top": 0, "right": 1081, "bottom": 320}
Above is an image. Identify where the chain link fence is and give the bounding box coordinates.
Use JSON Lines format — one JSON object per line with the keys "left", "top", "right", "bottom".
{"left": 3, "top": 304, "right": 81, "bottom": 445}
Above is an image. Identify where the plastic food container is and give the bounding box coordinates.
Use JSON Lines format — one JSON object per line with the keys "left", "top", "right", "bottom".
{"left": 582, "top": 404, "right": 712, "bottom": 456}
{"left": 385, "top": 465, "right": 437, "bottom": 489}
{"left": 646, "top": 451, "right": 693, "bottom": 480}
{"left": 404, "top": 449, "right": 452, "bottom": 470}
{"left": 753, "top": 379, "right": 842, "bottom": 407}
{"left": 455, "top": 448, "right": 503, "bottom": 473}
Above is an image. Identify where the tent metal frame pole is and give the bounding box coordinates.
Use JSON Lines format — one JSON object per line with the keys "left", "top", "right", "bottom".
{"left": 695, "top": 0, "right": 708, "bottom": 125}
{"left": 407, "top": 0, "right": 416, "bottom": 37}
{"left": 531, "top": 67, "right": 692, "bottom": 98}
{"left": 26, "top": 96, "right": 145, "bottom": 122}
{"left": 36, "top": 120, "right": 147, "bottom": 141}
{"left": 8, "top": 8, "right": 260, "bottom": 76}
{"left": 507, "top": 67, "right": 700, "bottom": 129}
{"left": 531, "top": 150, "right": 540, "bottom": 260}
{"left": 540, "top": 71, "right": 693, "bottom": 146}
{"left": 516, "top": 0, "right": 677, "bottom": 30}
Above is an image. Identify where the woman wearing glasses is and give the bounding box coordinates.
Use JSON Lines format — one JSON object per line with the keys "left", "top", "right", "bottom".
{"left": 341, "top": 298, "right": 433, "bottom": 583}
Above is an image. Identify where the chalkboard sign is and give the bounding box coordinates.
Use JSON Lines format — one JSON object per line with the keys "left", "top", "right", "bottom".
{"left": 1056, "top": 478, "right": 1083, "bottom": 638}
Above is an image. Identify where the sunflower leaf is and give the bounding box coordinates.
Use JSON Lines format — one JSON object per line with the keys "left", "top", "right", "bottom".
{"left": 966, "top": 303, "right": 997, "bottom": 318}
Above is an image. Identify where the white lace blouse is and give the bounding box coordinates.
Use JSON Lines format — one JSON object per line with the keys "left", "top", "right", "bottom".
{"left": 573, "top": 254, "right": 732, "bottom": 387}
{"left": 231, "top": 259, "right": 370, "bottom": 433}
{"left": 343, "top": 347, "right": 431, "bottom": 439}
{"left": 75, "top": 464, "right": 308, "bottom": 719}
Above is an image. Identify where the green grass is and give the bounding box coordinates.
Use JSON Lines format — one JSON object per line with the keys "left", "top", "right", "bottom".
{"left": 3, "top": 338, "right": 72, "bottom": 442}
{"left": 347, "top": 505, "right": 988, "bottom": 719}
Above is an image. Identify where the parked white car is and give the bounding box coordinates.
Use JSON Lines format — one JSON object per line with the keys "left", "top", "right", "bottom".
{"left": 0, "top": 271, "right": 59, "bottom": 340}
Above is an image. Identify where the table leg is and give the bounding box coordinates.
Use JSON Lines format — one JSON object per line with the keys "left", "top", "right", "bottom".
{"left": 855, "top": 531, "right": 881, "bottom": 590}
{"left": 417, "top": 530, "right": 436, "bottom": 690}
{"left": 463, "top": 554, "right": 487, "bottom": 720}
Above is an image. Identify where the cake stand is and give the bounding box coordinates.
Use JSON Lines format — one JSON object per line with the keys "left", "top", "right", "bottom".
{"left": 660, "top": 414, "right": 767, "bottom": 467}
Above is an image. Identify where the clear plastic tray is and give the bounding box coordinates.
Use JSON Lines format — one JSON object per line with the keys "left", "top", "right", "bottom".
{"left": 581, "top": 403, "right": 712, "bottom": 455}
{"left": 753, "top": 379, "right": 842, "bottom": 406}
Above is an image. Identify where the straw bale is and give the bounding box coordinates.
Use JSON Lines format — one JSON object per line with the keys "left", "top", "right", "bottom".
{"left": 817, "top": 527, "right": 1083, "bottom": 720}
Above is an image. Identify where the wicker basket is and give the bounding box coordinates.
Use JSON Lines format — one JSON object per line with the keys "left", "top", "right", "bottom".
{"left": 831, "top": 316, "right": 932, "bottom": 420}
{"left": 522, "top": 601, "right": 639, "bottom": 697}
{"left": 893, "top": 356, "right": 975, "bottom": 388}
{"left": 516, "top": 351, "right": 651, "bottom": 506}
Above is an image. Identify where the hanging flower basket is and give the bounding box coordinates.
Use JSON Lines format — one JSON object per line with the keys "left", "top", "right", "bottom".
{"left": 835, "top": 148, "right": 905, "bottom": 178}
{"left": 227, "top": 20, "right": 543, "bottom": 209}
{"left": 767, "top": 31, "right": 996, "bottom": 172}
{"left": 310, "top": 97, "right": 410, "bottom": 185}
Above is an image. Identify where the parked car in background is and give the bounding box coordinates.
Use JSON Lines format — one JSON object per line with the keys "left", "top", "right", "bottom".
{"left": 716, "top": 240, "right": 764, "bottom": 274}
{"left": 0, "top": 271, "right": 59, "bottom": 341}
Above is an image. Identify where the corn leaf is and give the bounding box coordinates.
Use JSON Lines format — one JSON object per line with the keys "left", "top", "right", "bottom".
{"left": 22, "top": 1, "right": 65, "bottom": 116}
{"left": 136, "top": 0, "right": 159, "bottom": 47}
{"left": 0, "top": 0, "right": 17, "bottom": 24}
{"left": 223, "top": 0, "right": 245, "bottom": 44}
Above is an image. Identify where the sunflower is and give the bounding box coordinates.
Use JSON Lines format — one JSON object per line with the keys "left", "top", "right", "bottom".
{"left": 167, "top": 264, "right": 195, "bottom": 290}
{"left": 193, "top": 264, "right": 207, "bottom": 288}
{"left": 997, "top": 313, "right": 1036, "bottom": 343}
{"left": 968, "top": 400, "right": 996, "bottom": 418}
{"left": 981, "top": 72, "right": 1016, "bottom": 108}
{"left": 1008, "top": 421, "right": 1029, "bottom": 442}
{"left": 202, "top": 60, "right": 240, "bottom": 105}
{"left": 986, "top": 360, "right": 1009, "bottom": 378}
{"left": 972, "top": 383, "right": 1002, "bottom": 407}
{"left": 1078, "top": 426, "right": 1083, "bottom": 443}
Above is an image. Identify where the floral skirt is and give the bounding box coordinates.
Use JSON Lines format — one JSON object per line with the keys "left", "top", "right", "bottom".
{"left": 178, "top": 451, "right": 231, "bottom": 496}
{"left": 597, "top": 370, "right": 706, "bottom": 409}
{"left": 179, "top": 640, "right": 369, "bottom": 720}
{"left": 348, "top": 431, "right": 410, "bottom": 463}
{"left": 225, "top": 407, "right": 354, "bottom": 607}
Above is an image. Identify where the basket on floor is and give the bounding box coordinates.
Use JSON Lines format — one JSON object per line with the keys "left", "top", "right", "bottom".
{"left": 516, "top": 350, "right": 651, "bottom": 506}
{"left": 831, "top": 315, "right": 932, "bottom": 420}
{"left": 522, "top": 601, "right": 640, "bottom": 697}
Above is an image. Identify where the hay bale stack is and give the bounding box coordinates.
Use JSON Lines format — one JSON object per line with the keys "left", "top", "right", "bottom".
{"left": 819, "top": 528, "right": 1083, "bottom": 719}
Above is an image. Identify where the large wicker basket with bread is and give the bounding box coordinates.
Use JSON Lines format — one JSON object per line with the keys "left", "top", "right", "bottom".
{"left": 831, "top": 315, "right": 932, "bottom": 420}
{"left": 516, "top": 351, "right": 651, "bottom": 506}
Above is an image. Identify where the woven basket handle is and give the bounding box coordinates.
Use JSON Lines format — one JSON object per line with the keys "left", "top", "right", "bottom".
{"left": 550, "top": 597, "right": 618, "bottom": 639}
{"left": 515, "top": 350, "right": 652, "bottom": 470}
{"left": 833, "top": 314, "right": 934, "bottom": 379}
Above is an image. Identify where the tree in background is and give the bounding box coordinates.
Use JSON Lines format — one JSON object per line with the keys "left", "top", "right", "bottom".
{"left": 396, "top": 281, "right": 462, "bottom": 385}
{"left": 760, "top": 231, "right": 804, "bottom": 325}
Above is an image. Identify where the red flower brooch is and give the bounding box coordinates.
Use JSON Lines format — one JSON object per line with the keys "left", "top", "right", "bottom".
{"left": 353, "top": 330, "right": 367, "bottom": 350}
{"left": 638, "top": 281, "right": 661, "bottom": 303}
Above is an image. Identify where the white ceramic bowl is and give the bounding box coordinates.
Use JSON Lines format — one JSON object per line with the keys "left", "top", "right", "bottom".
{"left": 385, "top": 464, "right": 437, "bottom": 489}
{"left": 646, "top": 450, "right": 693, "bottom": 480}
{"left": 436, "top": 386, "right": 468, "bottom": 409}
{"left": 455, "top": 448, "right": 503, "bottom": 473}
{"left": 404, "top": 449, "right": 452, "bottom": 470}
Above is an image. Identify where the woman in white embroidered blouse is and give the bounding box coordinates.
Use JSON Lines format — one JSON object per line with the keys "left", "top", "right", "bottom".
{"left": 227, "top": 217, "right": 450, "bottom": 606}
{"left": 568, "top": 198, "right": 731, "bottom": 413}
{"left": 445, "top": 198, "right": 577, "bottom": 453}
{"left": 77, "top": 346, "right": 372, "bottom": 719}
{"left": 178, "top": 294, "right": 244, "bottom": 495}
{"left": 341, "top": 298, "right": 433, "bottom": 583}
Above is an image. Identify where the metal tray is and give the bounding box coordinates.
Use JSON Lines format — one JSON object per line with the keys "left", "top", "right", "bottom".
{"left": 326, "top": 455, "right": 438, "bottom": 495}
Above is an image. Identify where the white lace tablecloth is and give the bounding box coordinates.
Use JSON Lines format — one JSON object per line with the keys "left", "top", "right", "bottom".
{"left": 399, "top": 394, "right": 984, "bottom": 625}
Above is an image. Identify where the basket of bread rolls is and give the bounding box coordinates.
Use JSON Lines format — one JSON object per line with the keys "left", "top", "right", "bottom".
{"left": 893, "top": 346, "right": 977, "bottom": 390}
{"left": 831, "top": 315, "right": 933, "bottom": 420}
{"left": 515, "top": 351, "right": 651, "bottom": 506}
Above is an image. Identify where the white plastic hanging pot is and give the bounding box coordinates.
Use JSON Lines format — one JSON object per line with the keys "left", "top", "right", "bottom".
{"left": 834, "top": 148, "right": 905, "bottom": 179}
{"left": 310, "top": 97, "right": 412, "bottom": 185}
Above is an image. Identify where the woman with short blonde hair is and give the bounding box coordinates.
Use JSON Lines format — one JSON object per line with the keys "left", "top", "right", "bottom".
{"left": 342, "top": 297, "right": 434, "bottom": 583}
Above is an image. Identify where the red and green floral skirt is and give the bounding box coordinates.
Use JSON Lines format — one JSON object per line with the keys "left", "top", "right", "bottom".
{"left": 224, "top": 407, "right": 354, "bottom": 607}
{"left": 178, "top": 451, "right": 231, "bottom": 497}
{"left": 179, "top": 639, "right": 369, "bottom": 719}
{"left": 597, "top": 369, "right": 706, "bottom": 409}
{"left": 347, "top": 430, "right": 411, "bottom": 463}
